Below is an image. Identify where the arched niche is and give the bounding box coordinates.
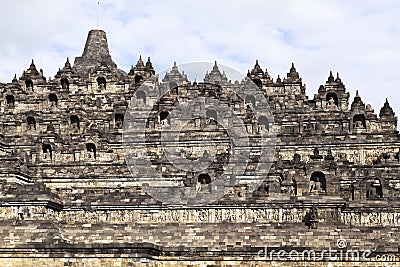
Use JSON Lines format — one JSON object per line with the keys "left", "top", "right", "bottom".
{"left": 310, "top": 171, "right": 326, "bottom": 193}
{"left": 198, "top": 173, "right": 211, "bottom": 184}
{"left": 245, "top": 95, "right": 256, "bottom": 108}
{"left": 353, "top": 114, "right": 366, "bottom": 129}
{"left": 366, "top": 178, "right": 383, "bottom": 199}
{"left": 27, "top": 116, "right": 36, "bottom": 130}
{"left": 25, "top": 79, "right": 33, "bottom": 89}
{"left": 115, "top": 113, "right": 124, "bottom": 128}
{"left": 70, "top": 115, "right": 80, "bottom": 129}
{"left": 97, "top": 77, "right": 106, "bottom": 90}
{"left": 60, "top": 77, "right": 69, "bottom": 89}
{"left": 42, "top": 143, "right": 52, "bottom": 160}
{"left": 48, "top": 93, "right": 58, "bottom": 106}
{"left": 292, "top": 178, "right": 298, "bottom": 196}
{"left": 206, "top": 109, "right": 217, "bottom": 121}
{"left": 86, "top": 143, "right": 97, "bottom": 159}
{"left": 252, "top": 78, "right": 262, "bottom": 89}
{"left": 159, "top": 111, "right": 170, "bottom": 126}
{"left": 326, "top": 92, "right": 338, "bottom": 106}
{"left": 134, "top": 75, "right": 143, "bottom": 85}
{"left": 258, "top": 116, "right": 269, "bottom": 131}
{"left": 136, "top": 90, "right": 146, "bottom": 105}
{"left": 169, "top": 81, "right": 178, "bottom": 94}
{"left": 6, "top": 95, "right": 15, "bottom": 108}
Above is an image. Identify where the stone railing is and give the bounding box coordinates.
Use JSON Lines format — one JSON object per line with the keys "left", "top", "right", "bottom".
{"left": 2, "top": 205, "right": 399, "bottom": 227}
{"left": 341, "top": 211, "right": 400, "bottom": 227}
{"left": 0, "top": 206, "right": 56, "bottom": 220}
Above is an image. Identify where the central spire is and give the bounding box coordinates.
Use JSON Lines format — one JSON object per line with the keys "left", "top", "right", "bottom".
{"left": 73, "top": 29, "right": 119, "bottom": 77}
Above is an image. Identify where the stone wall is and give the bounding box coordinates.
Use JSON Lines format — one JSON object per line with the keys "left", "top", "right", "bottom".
{"left": 1, "top": 29, "right": 400, "bottom": 265}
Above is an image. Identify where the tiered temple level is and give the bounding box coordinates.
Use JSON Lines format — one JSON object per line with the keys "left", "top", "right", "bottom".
{"left": 0, "top": 29, "right": 400, "bottom": 265}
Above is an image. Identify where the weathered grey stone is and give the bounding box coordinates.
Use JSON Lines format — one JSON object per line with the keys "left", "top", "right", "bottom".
{"left": 0, "top": 29, "right": 399, "bottom": 265}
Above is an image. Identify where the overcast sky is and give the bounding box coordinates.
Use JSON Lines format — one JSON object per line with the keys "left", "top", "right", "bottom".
{"left": 1, "top": 0, "right": 400, "bottom": 117}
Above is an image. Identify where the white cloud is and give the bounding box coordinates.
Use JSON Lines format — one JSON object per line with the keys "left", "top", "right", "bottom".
{"left": 1, "top": 0, "right": 400, "bottom": 118}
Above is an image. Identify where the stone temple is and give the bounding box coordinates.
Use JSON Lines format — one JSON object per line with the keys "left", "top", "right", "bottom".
{"left": 0, "top": 29, "right": 400, "bottom": 266}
